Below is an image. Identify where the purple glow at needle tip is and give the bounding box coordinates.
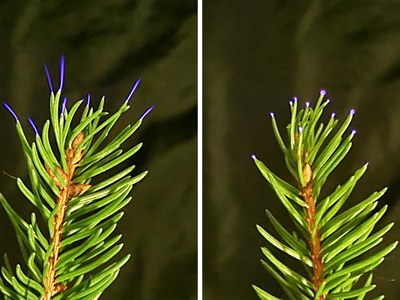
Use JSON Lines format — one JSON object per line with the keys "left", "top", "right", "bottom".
{"left": 320, "top": 89, "right": 326, "bottom": 96}
{"left": 86, "top": 93, "right": 91, "bottom": 107}
{"left": 3, "top": 102, "right": 19, "bottom": 122}
{"left": 306, "top": 102, "right": 310, "bottom": 107}
{"left": 251, "top": 154, "right": 257, "bottom": 160}
{"left": 293, "top": 97, "right": 298, "bottom": 102}
{"left": 350, "top": 109, "right": 356, "bottom": 115}
{"left": 61, "top": 97, "right": 68, "bottom": 115}
{"left": 140, "top": 106, "right": 154, "bottom": 120}
{"left": 331, "top": 113, "right": 336, "bottom": 118}
{"left": 59, "top": 55, "right": 65, "bottom": 91}
{"left": 298, "top": 126, "right": 303, "bottom": 133}
{"left": 43, "top": 64, "right": 54, "bottom": 93}
{"left": 125, "top": 78, "right": 141, "bottom": 103}
{"left": 351, "top": 129, "right": 357, "bottom": 135}
{"left": 28, "top": 118, "right": 39, "bottom": 136}
{"left": 270, "top": 112, "right": 274, "bottom": 118}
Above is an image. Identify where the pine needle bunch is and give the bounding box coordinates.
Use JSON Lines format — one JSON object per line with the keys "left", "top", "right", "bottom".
{"left": 0, "top": 56, "right": 152, "bottom": 299}
{"left": 251, "top": 91, "right": 397, "bottom": 300}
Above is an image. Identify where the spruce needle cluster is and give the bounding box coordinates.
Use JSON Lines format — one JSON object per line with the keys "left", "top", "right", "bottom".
{"left": 252, "top": 91, "right": 397, "bottom": 300}
{"left": 0, "top": 56, "right": 151, "bottom": 299}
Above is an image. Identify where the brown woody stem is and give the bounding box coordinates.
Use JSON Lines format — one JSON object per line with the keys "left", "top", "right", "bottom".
{"left": 43, "top": 132, "right": 90, "bottom": 300}
{"left": 301, "top": 163, "right": 326, "bottom": 300}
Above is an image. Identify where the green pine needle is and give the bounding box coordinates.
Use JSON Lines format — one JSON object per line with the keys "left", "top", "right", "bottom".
{"left": 252, "top": 91, "right": 397, "bottom": 299}
{"left": 0, "top": 57, "right": 151, "bottom": 299}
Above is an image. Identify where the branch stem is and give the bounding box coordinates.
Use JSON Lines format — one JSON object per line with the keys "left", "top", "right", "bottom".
{"left": 43, "top": 132, "right": 88, "bottom": 300}
{"left": 301, "top": 163, "right": 326, "bottom": 300}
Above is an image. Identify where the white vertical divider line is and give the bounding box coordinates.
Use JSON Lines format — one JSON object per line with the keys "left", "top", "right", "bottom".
{"left": 197, "top": 0, "right": 203, "bottom": 299}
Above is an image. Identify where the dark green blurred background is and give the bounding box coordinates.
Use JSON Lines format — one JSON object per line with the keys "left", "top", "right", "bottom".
{"left": 205, "top": 1, "right": 400, "bottom": 299}
{"left": 0, "top": 1, "right": 197, "bottom": 299}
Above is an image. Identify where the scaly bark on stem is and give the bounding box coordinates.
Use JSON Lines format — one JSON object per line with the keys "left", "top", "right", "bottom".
{"left": 43, "top": 132, "right": 90, "bottom": 300}
{"left": 301, "top": 163, "right": 326, "bottom": 300}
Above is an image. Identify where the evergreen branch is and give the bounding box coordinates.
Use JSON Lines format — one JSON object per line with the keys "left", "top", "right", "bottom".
{"left": 0, "top": 57, "right": 151, "bottom": 299}
{"left": 252, "top": 91, "right": 397, "bottom": 299}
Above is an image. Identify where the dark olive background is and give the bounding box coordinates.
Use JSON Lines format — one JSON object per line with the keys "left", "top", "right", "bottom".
{"left": 0, "top": 1, "right": 197, "bottom": 300}
{"left": 205, "top": 1, "right": 400, "bottom": 299}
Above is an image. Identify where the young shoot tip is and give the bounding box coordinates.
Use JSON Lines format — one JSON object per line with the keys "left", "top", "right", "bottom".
{"left": 125, "top": 78, "right": 141, "bottom": 103}
{"left": 293, "top": 97, "right": 298, "bottom": 102}
{"left": 306, "top": 101, "right": 310, "bottom": 107}
{"left": 351, "top": 129, "right": 357, "bottom": 135}
{"left": 320, "top": 89, "right": 326, "bottom": 96}
{"left": 331, "top": 113, "right": 336, "bottom": 118}
{"left": 3, "top": 102, "right": 19, "bottom": 122}
{"left": 140, "top": 106, "right": 154, "bottom": 120}
{"left": 289, "top": 101, "right": 293, "bottom": 106}
{"left": 28, "top": 118, "right": 39, "bottom": 136}
{"left": 269, "top": 112, "right": 274, "bottom": 118}
{"left": 350, "top": 109, "right": 356, "bottom": 115}
{"left": 251, "top": 154, "right": 257, "bottom": 160}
